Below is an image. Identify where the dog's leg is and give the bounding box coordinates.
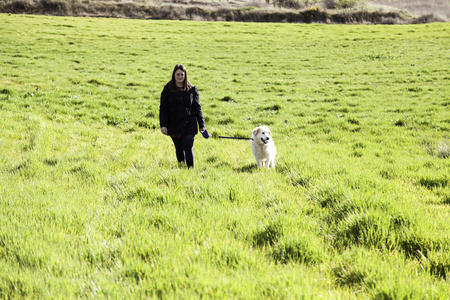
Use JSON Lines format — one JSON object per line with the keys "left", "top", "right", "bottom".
{"left": 261, "top": 159, "right": 267, "bottom": 168}
{"left": 268, "top": 157, "right": 275, "bottom": 169}
{"left": 256, "top": 159, "right": 262, "bottom": 168}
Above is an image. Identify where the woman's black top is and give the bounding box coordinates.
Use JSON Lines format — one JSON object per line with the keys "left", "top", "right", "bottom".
{"left": 159, "top": 85, "right": 205, "bottom": 137}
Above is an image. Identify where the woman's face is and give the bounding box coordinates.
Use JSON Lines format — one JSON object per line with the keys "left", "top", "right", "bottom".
{"left": 174, "top": 69, "right": 185, "bottom": 86}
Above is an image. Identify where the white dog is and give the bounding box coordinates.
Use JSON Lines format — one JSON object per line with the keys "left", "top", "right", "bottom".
{"left": 251, "top": 126, "right": 277, "bottom": 169}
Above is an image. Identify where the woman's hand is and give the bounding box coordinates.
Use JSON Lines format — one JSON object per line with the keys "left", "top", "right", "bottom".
{"left": 161, "top": 127, "right": 168, "bottom": 135}
{"left": 200, "top": 127, "right": 206, "bottom": 132}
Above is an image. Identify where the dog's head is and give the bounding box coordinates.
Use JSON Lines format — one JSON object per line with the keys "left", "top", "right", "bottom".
{"left": 252, "top": 126, "right": 272, "bottom": 145}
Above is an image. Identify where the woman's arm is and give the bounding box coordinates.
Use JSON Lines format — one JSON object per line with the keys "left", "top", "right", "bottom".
{"left": 191, "top": 87, "right": 205, "bottom": 130}
{"left": 159, "top": 88, "right": 169, "bottom": 134}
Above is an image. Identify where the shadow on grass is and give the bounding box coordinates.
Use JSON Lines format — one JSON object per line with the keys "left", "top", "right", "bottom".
{"left": 235, "top": 163, "right": 258, "bottom": 173}
{"left": 252, "top": 222, "right": 283, "bottom": 248}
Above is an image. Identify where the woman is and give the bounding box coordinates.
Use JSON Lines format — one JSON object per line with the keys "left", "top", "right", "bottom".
{"left": 159, "top": 64, "right": 206, "bottom": 168}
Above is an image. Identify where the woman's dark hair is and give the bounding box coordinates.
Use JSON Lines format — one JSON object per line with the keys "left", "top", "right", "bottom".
{"left": 166, "top": 64, "right": 192, "bottom": 92}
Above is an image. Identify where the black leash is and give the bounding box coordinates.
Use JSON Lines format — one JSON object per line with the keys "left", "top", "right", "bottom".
{"left": 219, "top": 136, "right": 253, "bottom": 140}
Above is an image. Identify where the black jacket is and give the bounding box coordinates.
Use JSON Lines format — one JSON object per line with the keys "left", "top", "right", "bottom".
{"left": 159, "top": 85, "right": 205, "bottom": 137}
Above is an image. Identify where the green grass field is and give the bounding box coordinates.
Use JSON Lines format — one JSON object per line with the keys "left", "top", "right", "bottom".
{"left": 0, "top": 14, "right": 449, "bottom": 298}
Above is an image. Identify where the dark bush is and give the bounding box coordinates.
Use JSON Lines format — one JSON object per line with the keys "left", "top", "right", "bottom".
{"left": 412, "top": 14, "right": 445, "bottom": 24}
{"left": 39, "top": 0, "right": 69, "bottom": 13}
{"left": 273, "top": 0, "right": 303, "bottom": 9}
{"left": 10, "top": 0, "right": 32, "bottom": 12}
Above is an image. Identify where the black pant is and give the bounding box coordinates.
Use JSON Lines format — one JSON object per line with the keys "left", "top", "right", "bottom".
{"left": 171, "top": 135, "right": 195, "bottom": 168}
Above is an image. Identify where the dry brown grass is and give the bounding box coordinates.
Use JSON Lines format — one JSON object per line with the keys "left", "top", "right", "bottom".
{"left": 370, "top": 0, "right": 449, "bottom": 20}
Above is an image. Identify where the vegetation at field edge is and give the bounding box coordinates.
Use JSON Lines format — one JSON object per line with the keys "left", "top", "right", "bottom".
{"left": 0, "top": 0, "right": 448, "bottom": 23}
{"left": 0, "top": 14, "right": 449, "bottom": 298}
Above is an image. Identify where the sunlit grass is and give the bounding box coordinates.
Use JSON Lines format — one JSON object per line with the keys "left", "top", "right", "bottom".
{"left": 0, "top": 14, "right": 449, "bottom": 298}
